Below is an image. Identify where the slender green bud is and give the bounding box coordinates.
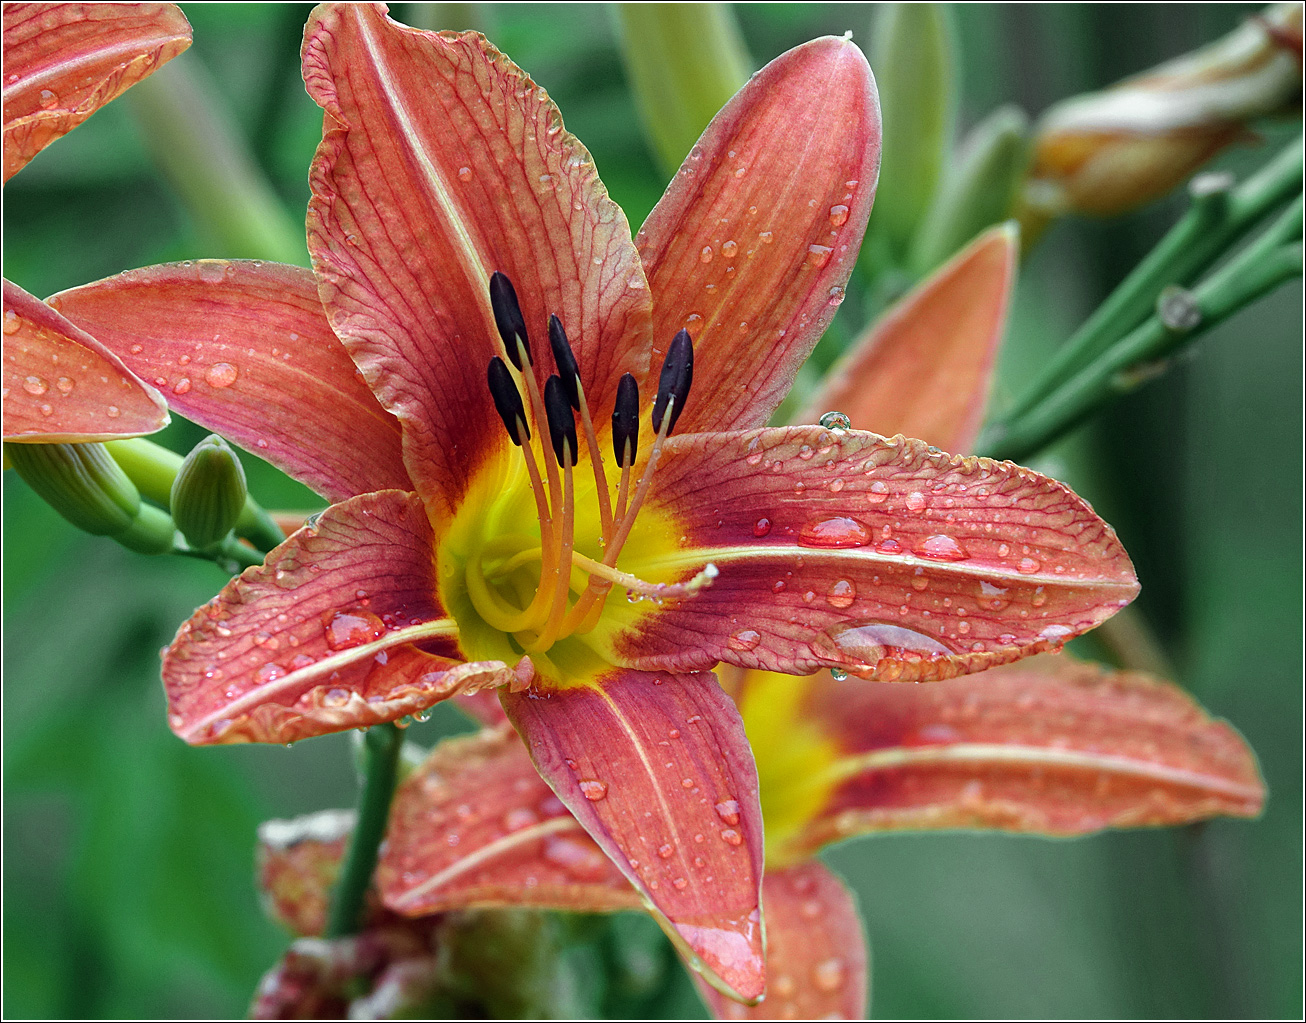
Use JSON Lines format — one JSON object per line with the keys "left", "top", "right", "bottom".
{"left": 114, "top": 502, "right": 178, "bottom": 555}
{"left": 8, "top": 441, "right": 141, "bottom": 535}
{"left": 868, "top": 2, "right": 957, "bottom": 263}
{"left": 616, "top": 3, "right": 751, "bottom": 176}
{"left": 910, "top": 105, "right": 1029, "bottom": 276}
{"left": 170, "top": 434, "right": 248, "bottom": 549}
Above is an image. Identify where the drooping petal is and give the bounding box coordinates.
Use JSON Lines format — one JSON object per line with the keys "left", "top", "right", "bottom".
{"left": 501, "top": 669, "right": 766, "bottom": 1004}
{"left": 2, "top": 2, "right": 191, "bottom": 181}
{"left": 613, "top": 427, "right": 1138, "bottom": 681}
{"left": 257, "top": 809, "right": 358, "bottom": 937}
{"left": 799, "top": 222, "right": 1019, "bottom": 452}
{"left": 636, "top": 35, "right": 881, "bottom": 433}
{"left": 733, "top": 656, "right": 1265, "bottom": 867}
{"left": 696, "top": 862, "right": 867, "bottom": 1021}
{"left": 379, "top": 726, "right": 640, "bottom": 917}
{"left": 3, "top": 278, "right": 168, "bottom": 441}
{"left": 50, "top": 261, "right": 410, "bottom": 502}
{"left": 164, "top": 490, "right": 510, "bottom": 744}
{"left": 302, "top": 3, "right": 652, "bottom": 527}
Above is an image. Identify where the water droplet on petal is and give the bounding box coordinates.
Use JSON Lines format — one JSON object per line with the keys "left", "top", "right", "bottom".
{"left": 727, "top": 629, "right": 761, "bottom": 652}
{"left": 828, "top": 204, "right": 850, "bottom": 227}
{"left": 720, "top": 828, "right": 743, "bottom": 846}
{"left": 818, "top": 410, "right": 851, "bottom": 430}
{"left": 22, "top": 375, "right": 47, "bottom": 396}
{"left": 105, "top": 405, "right": 121, "bottom": 418}
{"left": 657, "top": 843, "right": 674, "bottom": 859}
{"left": 916, "top": 534, "right": 970, "bottom": 561}
{"left": 324, "top": 609, "right": 386, "bottom": 651}
{"left": 38, "top": 88, "right": 57, "bottom": 109}
{"left": 457, "top": 166, "right": 472, "bottom": 182}
{"left": 1018, "top": 557, "right": 1041, "bottom": 574}
{"left": 830, "top": 668, "right": 849, "bottom": 681}
{"left": 759, "top": 230, "right": 774, "bottom": 244}
{"left": 172, "top": 377, "right": 191, "bottom": 395}
{"left": 699, "top": 245, "right": 714, "bottom": 264}
{"left": 798, "top": 516, "right": 870, "bottom": 549}
{"left": 827, "top": 285, "right": 846, "bottom": 307}
{"left": 714, "top": 799, "right": 741, "bottom": 825}
{"left": 905, "top": 491, "right": 926, "bottom": 512}
{"left": 721, "top": 239, "right": 738, "bottom": 258}
{"left": 813, "top": 957, "right": 846, "bottom": 993}
{"left": 806, "top": 244, "right": 833, "bottom": 268}
{"left": 752, "top": 517, "right": 771, "bottom": 537}
{"left": 827, "top": 579, "right": 856, "bottom": 608}
{"left": 55, "top": 376, "right": 74, "bottom": 394}
{"left": 579, "top": 779, "right": 608, "bottom": 801}
{"left": 825, "top": 621, "right": 951, "bottom": 669}
{"left": 206, "top": 362, "right": 238, "bottom": 388}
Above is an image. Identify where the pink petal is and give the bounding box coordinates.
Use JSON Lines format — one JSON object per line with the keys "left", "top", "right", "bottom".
{"left": 379, "top": 726, "right": 640, "bottom": 916}
{"left": 302, "top": 4, "right": 652, "bottom": 526}
{"left": 501, "top": 669, "right": 766, "bottom": 1004}
{"left": 3, "top": 278, "right": 168, "bottom": 441}
{"left": 164, "top": 490, "right": 510, "bottom": 744}
{"left": 257, "top": 809, "right": 358, "bottom": 937}
{"left": 637, "top": 35, "right": 880, "bottom": 433}
{"left": 2, "top": 2, "right": 191, "bottom": 181}
{"left": 615, "top": 427, "right": 1137, "bottom": 681}
{"left": 50, "top": 260, "right": 410, "bottom": 502}
{"left": 738, "top": 656, "right": 1265, "bottom": 865}
{"left": 799, "top": 222, "right": 1019, "bottom": 452}
{"left": 697, "top": 862, "right": 867, "bottom": 1020}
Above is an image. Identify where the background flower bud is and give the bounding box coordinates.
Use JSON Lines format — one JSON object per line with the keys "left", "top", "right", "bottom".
{"left": 1022, "top": 2, "right": 1303, "bottom": 222}
{"left": 7, "top": 441, "right": 141, "bottom": 536}
{"left": 170, "top": 433, "right": 248, "bottom": 549}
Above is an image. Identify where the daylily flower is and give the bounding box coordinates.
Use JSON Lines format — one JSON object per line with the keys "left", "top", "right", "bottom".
{"left": 242, "top": 226, "right": 1261, "bottom": 1019}
{"left": 46, "top": 4, "right": 1141, "bottom": 1000}
{"left": 1022, "top": 1, "right": 1303, "bottom": 222}
{"left": 2, "top": 2, "right": 189, "bottom": 442}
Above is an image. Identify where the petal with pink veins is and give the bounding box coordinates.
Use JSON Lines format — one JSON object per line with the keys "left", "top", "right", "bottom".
{"left": 637, "top": 35, "right": 881, "bottom": 433}
{"left": 50, "top": 260, "right": 410, "bottom": 502}
{"left": 614, "top": 427, "right": 1138, "bottom": 680}
{"left": 164, "top": 490, "right": 510, "bottom": 744}
{"left": 2, "top": 2, "right": 191, "bottom": 181}
{"left": 3, "top": 278, "right": 168, "bottom": 441}
{"left": 696, "top": 861, "right": 867, "bottom": 1020}
{"left": 257, "top": 809, "right": 358, "bottom": 937}
{"left": 501, "top": 669, "right": 766, "bottom": 1004}
{"left": 733, "top": 656, "right": 1266, "bottom": 867}
{"left": 799, "top": 222, "right": 1019, "bottom": 452}
{"left": 302, "top": 3, "right": 652, "bottom": 526}
{"left": 379, "top": 726, "right": 640, "bottom": 917}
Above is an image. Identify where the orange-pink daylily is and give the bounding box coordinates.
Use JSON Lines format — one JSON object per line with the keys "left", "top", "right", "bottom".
{"left": 244, "top": 224, "right": 1260, "bottom": 1019}
{"left": 2, "top": 1, "right": 189, "bottom": 442}
{"left": 45, "top": 4, "right": 1143, "bottom": 1001}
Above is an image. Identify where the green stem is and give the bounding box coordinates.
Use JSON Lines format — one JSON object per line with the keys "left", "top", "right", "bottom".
{"left": 173, "top": 533, "right": 266, "bottom": 570}
{"left": 983, "top": 197, "right": 1302, "bottom": 462}
{"left": 1000, "top": 137, "right": 1303, "bottom": 423}
{"left": 325, "top": 723, "right": 404, "bottom": 938}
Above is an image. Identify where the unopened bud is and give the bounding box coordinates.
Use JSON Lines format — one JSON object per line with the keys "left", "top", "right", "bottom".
{"left": 1023, "top": 2, "right": 1303, "bottom": 220}
{"left": 8, "top": 440, "right": 140, "bottom": 535}
{"left": 171, "top": 434, "right": 248, "bottom": 548}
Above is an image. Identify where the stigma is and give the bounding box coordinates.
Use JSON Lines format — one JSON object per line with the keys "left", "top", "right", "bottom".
{"left": 465, "top": 272, "right": 714, "bottom": 657}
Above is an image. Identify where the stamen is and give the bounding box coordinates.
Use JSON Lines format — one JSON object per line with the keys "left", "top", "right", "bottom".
{"left": 543, "top": 375, "right": 579, "bottom": 469}
{"left": 571, "top": 552, "right": 718, "bottom": 599}
{"left": 652, "top": 328, "right": 693, "bottom": 435}
{"left": 489, "top": 271, "right": 530, "bottom": 369}
{"left": 611, "top": 372, "right": 639, "bottom": 523}
{"left": 487, "top": 357, "right": 529, "bottom": 445}
{"left": 551, "top": 314, "right": 614, "bottom": 540}
{"left": 532, "top": 374, "right": 578, "bottom": 651}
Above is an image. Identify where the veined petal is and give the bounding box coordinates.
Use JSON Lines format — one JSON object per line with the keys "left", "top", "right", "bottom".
{"left": 3, "top": 278, "right": 168, "bottom": 441}
{"left": 616, "top": 427, "right": 1138, "bottom": 681}
{"left": 696, "top": 862, "right": 867, "bottom": 1021}
{"left": 257, "top": 809, "right": 358, "bottom": 937}
{"left": 302, "top": 3, "right": 652, "bottom": 526}
{"left": 50, "top": 261, "right": 410, "bottom": 503}
{"left": 799, "top": 222, "right": 1018, "bottom": 453}
{"left": 501, "top": 669, "right": 766, "bottom": 1004}
{"left": 2, "top": 2, "right": 191, "bottom": 181}
{"left": 379, "top": 726, "right": 640, "bottom": 917}
{"left": 637, "top": 35, "right": 880, "bottom": 433}
{"left": 734, "top": 656, "right": 1265, "bottom": 867}
{"left": 164, "top": 490, "right": 509, "bottom": 744}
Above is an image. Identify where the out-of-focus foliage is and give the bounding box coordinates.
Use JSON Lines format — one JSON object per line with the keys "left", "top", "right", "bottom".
{"left": 3, "top": 4, "right": 1300, "bottom": 1018}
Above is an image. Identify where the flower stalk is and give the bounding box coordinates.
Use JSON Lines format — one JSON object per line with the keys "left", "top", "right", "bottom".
{"left": 981, "top": 136, "right": 1303, "bottom": 460}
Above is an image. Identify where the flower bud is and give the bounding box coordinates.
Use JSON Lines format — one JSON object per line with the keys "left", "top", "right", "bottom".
{"left": 7, "top": 440, "right": 141, "bottom": 535}
{"left": 170, "top": 434, "right": 248, "bottom": 549}
{"left": 1023, "top": 2, "right": 1304, "bottom": 222}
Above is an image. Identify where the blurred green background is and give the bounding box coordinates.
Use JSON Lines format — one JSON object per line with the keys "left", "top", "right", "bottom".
{"left": 3, "top": 3, "right": 1301, "bottom": 1018}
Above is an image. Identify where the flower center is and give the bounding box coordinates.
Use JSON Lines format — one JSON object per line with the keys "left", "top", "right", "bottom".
{"left": 438, "top": 273, "right": 712, "bottom": 683}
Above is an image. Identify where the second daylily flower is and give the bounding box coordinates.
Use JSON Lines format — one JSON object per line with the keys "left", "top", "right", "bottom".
{"left": 48, "top": 4, "right": 1139, "bottom": 1000}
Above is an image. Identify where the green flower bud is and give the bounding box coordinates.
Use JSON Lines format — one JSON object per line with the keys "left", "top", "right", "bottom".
{"left": 8, "top": 441, "right": 141, "bottom": 535}
{"left": 170, "top": 434, "right": 248, "bottom": 549}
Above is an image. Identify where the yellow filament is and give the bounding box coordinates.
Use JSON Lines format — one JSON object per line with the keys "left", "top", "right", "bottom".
{"left": 528, "top": 452, "right": 576, "bottom": 652}
{"left": 575, "top": 384, "right": 614, "bottom": 543}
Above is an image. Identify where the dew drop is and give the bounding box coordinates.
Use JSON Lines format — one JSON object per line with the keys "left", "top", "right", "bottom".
{"left": 827, "top": 285, "right": 846, "bottom": 306}
{"left": 55, "top": 376, "right": 74, "bottom": 394}
{"left": 579, "top": 779, "right": 608, "bottom": 801}
{"left": 751, "top": 517, "right": 771, "bottom": 537}
{"left": 910, "top": 573, "right": 929, "bottom": 591}
{"left": 813, "top": 957, "right": 846, "bottom": 993}
{"left": 206, "top": 362, "right": 238, "bottom": 388}
{"left": 830, "top": 667, "right": 849, "bottom": 681}
{"left": 38, "top": 88, "right": 57, "bottom": 109}
{"left": 806, "top": 244, "right": 833, "bottom": 268}
{"left": 672, "top": 876, "right": 689, "bottom": 890}
{"left": 457, "top": 166, "right": 472, "bottom": 181}
{"left": 324, "top": 609, "right": 386, "bottom": 651}
{"left": 714, "top": 799, "right": 741, "bottom": 825}
{"left": 797, "top": 516, "right": 871, "bottom": 549}
{"left": 905, "top": 491, "right": 926, "bottom": 512}
{"left": 915, "top": 534, "right": 970, "bottom": 561}
{"left": 699, "top": 245, "right": 714, "bottom": 264}
{"left": 106, "top": 405, "right": 121, "bottom": 418}
{"left": 828, "top": 204, "right": 850, "bottom": 227}
{"left": 721, "top": 239, "right": 738, "bottom": 258}
{"left": 255, "top": 663, "right": 285, "bottom": 683}
{"left": 504, "top": 807, "right": 539, "bottom": 831}
{"left": 657, "top": 843, "right": 674, "bottom": 859}
{"left": 727, "top": 629, "right": 761, "bottom": 651}
{"left": 720, "top": 828, "right": 743, "bottom": 846}
{"left": 1018, "top": 557, "right": 1041, "bottom": 574}
{"left": 818, "top": 410, "right": 851, "bottom": 431}
{"left": 827, "top": 579, "right": 856, "bottom": 608}
{"left": 22, "top": 375, "right": 47, "bottom": 396}
{"left": 758, "top": 230, "right": 774, "bottom": 244}
{"left": 824, "top": 621, "right": 950, "bottom": 668}
{"left": 172, "top": 377, "right": 191, "bottom": 395}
